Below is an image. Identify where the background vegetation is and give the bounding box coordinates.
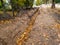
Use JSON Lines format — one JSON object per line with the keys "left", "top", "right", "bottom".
{"left": 0, "top": 0, "right": 60, "bottom": 16}
{"left": 0, "top": 0, "right": 60, "bottom": 10}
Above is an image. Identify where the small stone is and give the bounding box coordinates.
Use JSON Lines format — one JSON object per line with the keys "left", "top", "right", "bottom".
{"left": 32, "top": 43, "right": 34, "bottom": 45}
{"left": 56, "top": 39, "right": 60, "bottom": 42}
{"left": 59, "top": 43, "right": 60, "bottom": 45}
{"left": 58, "top": 34, "right": 60, "bottom": 38}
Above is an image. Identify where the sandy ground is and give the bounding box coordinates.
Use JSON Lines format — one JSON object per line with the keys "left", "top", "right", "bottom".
{"left": 0, "top": 7, "right": 60, "bottom": 45}
{"left": 0, "top": 9, "right": 37, "bottom": 45}
{"left": 33, "top": 4, "right": 60, "bottom": 8}
{"left": 24, "top": 8, "right": 60, "bottom": 45}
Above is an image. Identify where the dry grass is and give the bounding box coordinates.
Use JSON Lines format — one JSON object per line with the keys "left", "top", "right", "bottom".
{"left": 0, "top": 11, "right": 17, "bottom": 16}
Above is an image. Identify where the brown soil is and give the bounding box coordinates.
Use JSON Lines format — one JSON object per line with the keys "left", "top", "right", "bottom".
{"left": 0, "top": 8, "right": 60, "bottom": 45}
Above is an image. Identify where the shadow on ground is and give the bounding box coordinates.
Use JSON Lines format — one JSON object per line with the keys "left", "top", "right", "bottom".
{"left": 0, "top": 13, "right": 14, "bottom": 21}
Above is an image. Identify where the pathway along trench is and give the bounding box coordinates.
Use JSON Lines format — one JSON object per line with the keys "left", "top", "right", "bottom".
{"left": 16, "top": 8, "right": 39, "bottom": 45}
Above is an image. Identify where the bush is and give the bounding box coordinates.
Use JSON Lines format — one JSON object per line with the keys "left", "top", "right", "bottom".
{"left": 55, "top": 0, "right": 60, "bottom": 3}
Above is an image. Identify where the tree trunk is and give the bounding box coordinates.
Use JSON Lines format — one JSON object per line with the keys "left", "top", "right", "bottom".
{"left": 1, "top": 0, "right": 4, "bottom": 7}
{"left": 51, "top": 0, "right": 55, "bottom": 8}
{"left": 12, "top": 8, "right": 15, "bottom": 17}
{"left": 1, "top": 0, "right": 6, "bottom": 15}
{"left": 10, "top": 0, "right": 15, "bottom": 17}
